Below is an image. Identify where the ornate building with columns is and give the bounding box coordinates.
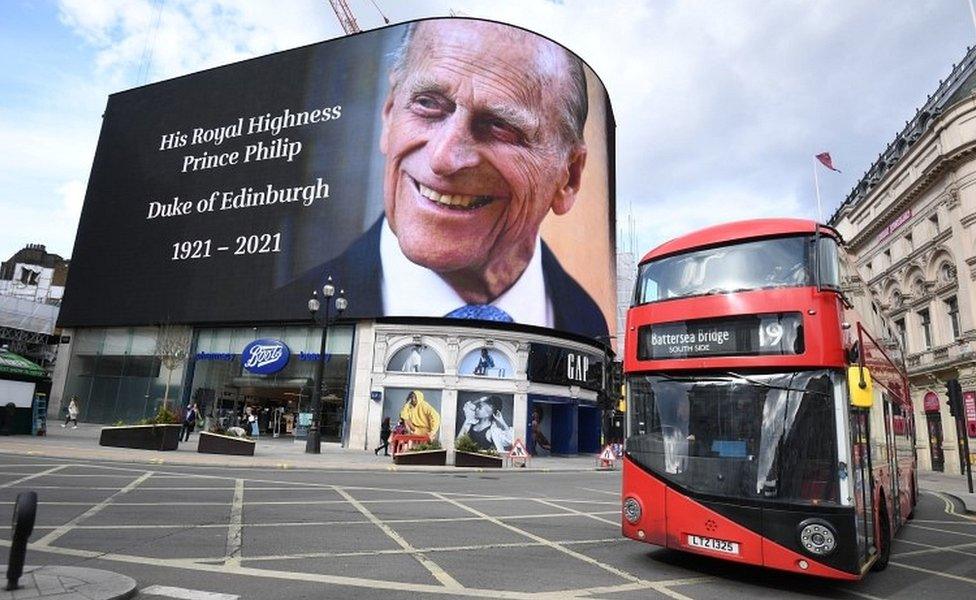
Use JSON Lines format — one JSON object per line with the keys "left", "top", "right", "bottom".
{"left": 831, "top": 46, "right": 976, "bottom": 473}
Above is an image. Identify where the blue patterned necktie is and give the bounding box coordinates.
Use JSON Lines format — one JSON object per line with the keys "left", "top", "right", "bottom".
{"left": 445, "top": 304, "right": 514, "bottom": 322}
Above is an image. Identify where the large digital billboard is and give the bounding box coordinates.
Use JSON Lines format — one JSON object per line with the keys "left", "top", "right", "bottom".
{"left": 59, "top": 18, "right": 615, "bottom": 341}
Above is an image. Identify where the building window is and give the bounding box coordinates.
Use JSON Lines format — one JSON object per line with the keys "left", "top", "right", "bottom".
{"left": 904, "top": 233, "right": 913, "bottom": 254}
{"left": 883, "top": 248, "right": 891, "bottom": 266}
{"left": 895, "top": 317, "right": 907, "bottom": 351}
{"left": 919, "top": 308, "right": 932, "bottom": 349}
{"left": 946, "top": 296, "right": 960, "bottom": 340}
{"left": 930, "top": 213, "right": 940, "bottom": 234}
{"left": 865, "top": 261, "right": 872, "bottom": 278}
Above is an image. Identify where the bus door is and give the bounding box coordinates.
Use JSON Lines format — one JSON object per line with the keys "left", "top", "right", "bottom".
{"left": 882, "top": 396, "right": 901, "bottom": 524}
{"left": 850, "top": 408, "right": 876, "bottom": 565}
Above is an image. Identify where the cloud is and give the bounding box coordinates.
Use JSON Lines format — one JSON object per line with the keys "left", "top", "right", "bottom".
{"left": 3, "top": 0, "right": 973, "bottom": 265}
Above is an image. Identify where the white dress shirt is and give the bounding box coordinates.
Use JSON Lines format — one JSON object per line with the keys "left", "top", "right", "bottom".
{"left": 380, "top": 218, "right": 554, "bottom": 327}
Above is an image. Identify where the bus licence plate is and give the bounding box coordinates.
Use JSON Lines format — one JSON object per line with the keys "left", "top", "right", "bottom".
{"left": 687, "top": 534, "right": 740, "bottom": 555}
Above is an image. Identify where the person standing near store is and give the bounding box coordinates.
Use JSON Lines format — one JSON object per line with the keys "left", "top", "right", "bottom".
{"left": 180, "top": 402, "right": 199, "bottom": 442}
{"left": 531, "top": 407, "right": 551, "bottom": 454}
{"left": 62, "top": 396, "right": 80, "bottom": 429}
{"left": 399, "top": 390, "right": 440, "bottom": 441}
{"left": 374, "top": 416, "right": 392, "bottom": 456}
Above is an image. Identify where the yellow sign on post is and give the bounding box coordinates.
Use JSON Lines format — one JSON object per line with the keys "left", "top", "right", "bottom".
{"left": 848, "top": 366, "right": 874, "bottom": 408}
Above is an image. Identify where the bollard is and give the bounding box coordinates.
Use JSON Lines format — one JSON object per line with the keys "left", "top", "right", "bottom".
{"left": 6, "top": 491, "right": 37, "bottom": 591}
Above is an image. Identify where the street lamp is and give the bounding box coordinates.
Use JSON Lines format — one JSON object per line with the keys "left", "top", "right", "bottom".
{"left": 306, "top": 276, "right": 347, "bottom": 454}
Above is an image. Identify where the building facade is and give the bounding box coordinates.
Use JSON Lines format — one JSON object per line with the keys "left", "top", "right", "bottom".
{"left": 0, "top": 243, "right": 68, "bottom": 370}
{"left": 831, "top": 47, "right": 976, "bottom": 473}
{"left": 51, "top": 319, "right": 609, "bottom": 457}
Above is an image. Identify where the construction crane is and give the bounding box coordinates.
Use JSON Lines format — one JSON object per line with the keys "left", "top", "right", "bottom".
{"left": 328, "top": 0, "right": 361, "bottom": 34}
{"left": 327, "top": 0, "right": 391, "bottom": 35}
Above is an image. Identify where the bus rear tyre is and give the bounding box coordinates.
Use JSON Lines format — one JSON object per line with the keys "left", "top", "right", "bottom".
{"left": 871, "top": 503, "right": 891, "bottom": 572}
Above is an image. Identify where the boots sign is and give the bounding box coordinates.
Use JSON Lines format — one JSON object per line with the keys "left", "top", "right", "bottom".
{"left": 526, "top": 343, "right": 603, "bottom": 391}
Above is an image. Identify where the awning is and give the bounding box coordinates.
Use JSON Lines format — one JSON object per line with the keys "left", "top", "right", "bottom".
{"left": 0, "top": 350, "right": 47, "bottom": 379}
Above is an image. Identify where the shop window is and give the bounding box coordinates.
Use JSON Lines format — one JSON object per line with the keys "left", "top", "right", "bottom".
{"left": 458, "top": 347, "right": 512, "bottom": 378}
{"left": 455, "top": 391, "right": 515, "bottom": 453}
{"left": 381, "top": 388, "right": 443, "bottom": 442}
{"left": 387, "top": 344, "right": 444, "bottom": 373}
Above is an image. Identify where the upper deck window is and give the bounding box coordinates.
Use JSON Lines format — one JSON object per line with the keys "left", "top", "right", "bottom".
{"left": 636, "top": 235, "right": 839, "bottom": 305}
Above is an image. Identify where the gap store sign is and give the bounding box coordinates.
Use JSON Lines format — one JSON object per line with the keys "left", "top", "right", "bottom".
{"left": 241, "top": 339, "right": 290, "bottom": 374}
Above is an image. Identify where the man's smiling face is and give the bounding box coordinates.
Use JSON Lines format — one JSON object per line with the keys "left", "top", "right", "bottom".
{"left": 380, "top": 21, "right": 585, "bottom": 298}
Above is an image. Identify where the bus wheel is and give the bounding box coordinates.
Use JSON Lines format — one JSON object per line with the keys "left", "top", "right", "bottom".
{"left": 872, "top": 503, "right": 891, "bottom": 572}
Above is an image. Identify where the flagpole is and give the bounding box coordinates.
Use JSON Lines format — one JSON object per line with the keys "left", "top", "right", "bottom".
{"left": 813, "top": 157, "right": 824, "bottom": 223}
{"left": 969, "top": 0, "right": 976, "bottom": 38}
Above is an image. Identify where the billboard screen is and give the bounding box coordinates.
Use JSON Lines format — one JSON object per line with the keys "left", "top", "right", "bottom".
{"left": 60, "top": 18, "right": 615, "bottom": 341}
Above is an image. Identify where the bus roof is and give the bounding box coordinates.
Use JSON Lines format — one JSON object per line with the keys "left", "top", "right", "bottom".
{"left": 640, "top": 218, "right": 839, "bottom": 264}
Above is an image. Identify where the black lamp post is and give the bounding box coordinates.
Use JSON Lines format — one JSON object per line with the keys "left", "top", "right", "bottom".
{"left": 306, "top": 276, "right": 347, "bottom": 454}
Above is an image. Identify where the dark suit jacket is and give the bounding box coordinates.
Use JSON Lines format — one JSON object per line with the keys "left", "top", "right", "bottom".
{"left": 280, "top": 218, "right": 609, "bottom": 340}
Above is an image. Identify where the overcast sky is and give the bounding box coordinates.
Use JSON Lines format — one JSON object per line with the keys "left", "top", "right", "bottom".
{"left": 2, "top": 0, "right": 974, "bottom": 262}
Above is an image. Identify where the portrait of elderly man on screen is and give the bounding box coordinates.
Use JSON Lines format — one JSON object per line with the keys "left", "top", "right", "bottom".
{"left": 288, "top": 20, "right": 608, "bottom": 340}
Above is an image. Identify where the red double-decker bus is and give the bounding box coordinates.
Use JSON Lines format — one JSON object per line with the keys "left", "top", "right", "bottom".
{"left": 621, "top": 218, "right": 914, "bottom": 579}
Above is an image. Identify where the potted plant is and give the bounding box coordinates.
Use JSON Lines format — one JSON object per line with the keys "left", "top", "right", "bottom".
{"left": 98, "top": 405, "right": 183, "bottom": 451}
{"left": 393, "top": 439, "right": 447, "bottom": 466}
{"left": 197, "top": 424, "right": 256, "bottom": 456}
{"left": 453, "top": 434, "right": 503, "bottom": 468}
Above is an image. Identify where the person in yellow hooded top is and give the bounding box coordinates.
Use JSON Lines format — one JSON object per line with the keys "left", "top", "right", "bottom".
{"left": 400, "top": 390, "right": 440, "bottom": 441}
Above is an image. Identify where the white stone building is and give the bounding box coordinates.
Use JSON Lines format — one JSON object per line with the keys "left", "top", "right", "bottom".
{"left": 831, "top": 46, "right": 976, "bottom": 473}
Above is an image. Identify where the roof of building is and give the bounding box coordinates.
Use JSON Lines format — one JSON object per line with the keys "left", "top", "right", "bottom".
{"left": 639, "top": 218, "right": 832, "bottom": 263}
{"left": 0, "top": 349, "right": 47, "bottom": 379}
{"left": 0, "top": 243, "right": 69, "bottom": 281}
{"left": 829, "top": 45, "right": 976, "bottom": 225}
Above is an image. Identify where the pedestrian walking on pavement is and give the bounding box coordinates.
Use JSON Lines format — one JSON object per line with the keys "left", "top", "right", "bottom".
{"left": 374, "top": 417, "right": 391, "bottom": 456}
{"left": 181, "top": 402, "right": 199, "bottom": 442}
{"left": 62, "top": 397, "right": 79, "bottom": 428}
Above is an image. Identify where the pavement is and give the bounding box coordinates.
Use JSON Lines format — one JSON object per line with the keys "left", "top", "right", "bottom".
{"left": 0, "top": 423, "right": 609, "bottom": 472}
{"left": 917, "top": 469, "right": 976, "bottom": 513}
{"left": 0, "top": 566, "right": 136, "bottom": 600}
{"left": 1, "top": 453, "right": 976, "bottom": 599}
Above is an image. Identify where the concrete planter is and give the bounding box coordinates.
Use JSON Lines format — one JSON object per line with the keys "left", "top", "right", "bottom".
{"left": 393, "top": 449, "right": 447, "bottom": 466}
{"left": 197, "top": 431, "right": 256, "bottom": 456}
{"left": 99, "top": 424, "right": 181, "bottom": 451}
{"left": 454, "top": 451, "right": 503, "bottom": 468}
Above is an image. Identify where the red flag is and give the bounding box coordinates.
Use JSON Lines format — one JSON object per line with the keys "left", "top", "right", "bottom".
{"left": 816, "top": 152, "right": 841, "bottom": 173}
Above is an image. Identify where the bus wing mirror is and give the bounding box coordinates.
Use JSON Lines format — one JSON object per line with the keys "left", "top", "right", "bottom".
{"left": 848, "top": 366, "right": 874, "bottom": 408}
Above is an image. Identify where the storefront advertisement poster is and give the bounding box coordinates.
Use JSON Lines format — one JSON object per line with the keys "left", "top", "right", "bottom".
{"left": 455, "top": 391, "right": 515, "bottom": 453}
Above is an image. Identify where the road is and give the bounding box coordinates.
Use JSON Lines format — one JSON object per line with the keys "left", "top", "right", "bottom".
{"left": 0, "top": 453, "right": 975, "bottom": 599}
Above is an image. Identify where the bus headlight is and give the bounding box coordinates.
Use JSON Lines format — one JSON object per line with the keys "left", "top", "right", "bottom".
{"left": 798, "top": 519, "right": 837, "bottom": 556}
{"left": 623, "top": 497, "right": 642, "bottom": 524}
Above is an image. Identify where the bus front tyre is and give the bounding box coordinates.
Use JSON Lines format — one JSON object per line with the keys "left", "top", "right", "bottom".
{"left": 871, "top": 503, "right": 891, "bottom": 572}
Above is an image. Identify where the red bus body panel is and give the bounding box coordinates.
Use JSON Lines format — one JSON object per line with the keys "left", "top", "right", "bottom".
{"left": 625, "top": 287, "right": 848, "bottom": 374}
{"left": 623, "top": 218, "right": 911, "bottom": 581}
{"left": 623, "top": 456, "right": 860, "bottom": 580}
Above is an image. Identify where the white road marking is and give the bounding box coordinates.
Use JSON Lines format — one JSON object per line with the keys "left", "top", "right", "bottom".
{"left": 333, "top": 486, "right": 463, "bottom": 588}
{"left": 224, "top": 479, "right": 245, "bottom": 566}
{"left": 891, "top": 559, "right": 976, "bottom": 584}
{"left": 906, "top": 522, "right": 976, "bottom": 539}
{"left": 2, "top": 537, "right": 683, "bottom": 600}
{"left": 893, "top": 538, "right": 976, "bottom": 557}
{"left": 141, "top": 585, "right": 239, "bottom": 600}
{"left": 0, "top": 510, "right": 621, "bottom": 531}
{"left": 432, "top": 492, "right": 644, "bottom": 584}
{"left": 33, "top": 471, "right": 153, "bottom": 546}
{"left": 579, "top": 486, "right": 619, "bottom": 497}
{"left": 241, "top": 537, "right": 625, "bottom": 561}
{"left": 0, "top": 465, "right": 67, "bottom": 488}
{"left": 532, "top": 498, "right": 619, "bottom": 526}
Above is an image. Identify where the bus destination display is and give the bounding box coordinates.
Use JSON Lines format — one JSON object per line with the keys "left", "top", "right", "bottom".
{"left": 638, "top": 313, "right": 804, "bottom": 360}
